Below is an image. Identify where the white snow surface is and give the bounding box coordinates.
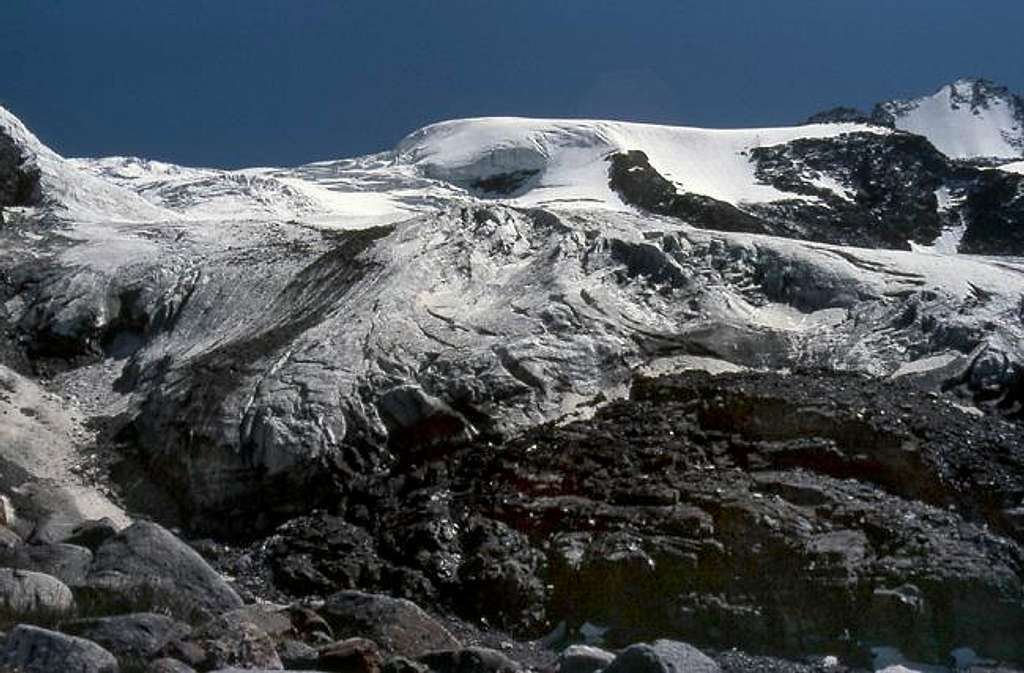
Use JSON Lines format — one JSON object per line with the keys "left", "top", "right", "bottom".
{"left": 396, "top": 117, "right": 888, "bottom": 208}
{"left": 35, "top": 115, "right": 892, "bottom": 227}
{"left": 878, "top": 79, "right": 1024, "bottom": 160}
{"left": 998, "top": 160, "right": 1024, "bottom": 174}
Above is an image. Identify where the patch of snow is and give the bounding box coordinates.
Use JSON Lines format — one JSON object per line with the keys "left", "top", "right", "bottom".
{"left": 997, "top": 159, "right": 1024, "bottom": 174}
{"left": 806, "top": 172, "right": 855, "bottom": 202}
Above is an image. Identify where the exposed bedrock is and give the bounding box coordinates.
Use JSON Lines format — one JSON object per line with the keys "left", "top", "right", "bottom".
{"left": 219, "top": 369, "right": 1024, "bottom": 664}
{"left": 608, "top": 132, "right": 1024, "bottom": 254}
{"left": 0, "top": 125, "right": 41, "bottom": 215}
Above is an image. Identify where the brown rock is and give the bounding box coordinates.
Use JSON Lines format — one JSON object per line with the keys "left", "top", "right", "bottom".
{"left": 319, "top": 637, "right": 383, "bottom": 673}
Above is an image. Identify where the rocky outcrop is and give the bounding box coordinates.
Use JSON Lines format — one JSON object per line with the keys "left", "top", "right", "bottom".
{"left": 608, "top": 150, "right": 768, "bottom": 235}
{"left": 610, "top": 131, "right": 1024, "bottom": 254}
{"left": 219, "top": 370, "right": 1024, "bottom": 664}
{"left": 749, "top": 132, "right": 950, "bottom": 249}
{"left": 959, "top": 169, "right": 1024, "bottom": 254}
{"left": 0, "top": 122, "right": 41, "bottom": 214}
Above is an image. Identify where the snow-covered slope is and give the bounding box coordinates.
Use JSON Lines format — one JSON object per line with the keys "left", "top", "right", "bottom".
{"left": 70, "top": 155, "right": 420, "bottom": 226}
{"left": 63, "top": 117, "right": 890, "bottom": 226}
{"left": 396, "top": 117, "right": 888, "bottom": 208}
{"left": 874, "top": 78, "right": 1024, "bottom": 161}
{"left": 0, "top": 106, "right": 175, "bottom": 222}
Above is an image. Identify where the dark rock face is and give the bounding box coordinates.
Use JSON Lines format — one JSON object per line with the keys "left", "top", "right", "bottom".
{"left": 0, "top": 624, "right": 119, "bottom": 673}
{"left": 240, "top": 509, "right": 545, "bottom": 634}
{"left": 608, "top": 135, "right": 1024, "bottom": 254}
{"left": 959, "top": 169, "right": 1024, "bottom": 254}
{"left": 749, "top": 132, "right": 950, "bottom": 249}
{"left": 225, "top": 370, "right": 1024, "bottom": 664}
{"left": 86, "top": 521, "right": 243, "bottom": 619}
{"left": 804, "top": 107, "right": 880, "bottom": 125}
{"left": 608, "top": 151, "right": 768, "bottom": 235}
{"left": 0, "top": 127, "right": 41, "bottom": 212}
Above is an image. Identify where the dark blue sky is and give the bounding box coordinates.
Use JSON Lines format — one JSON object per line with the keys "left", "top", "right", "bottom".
{"left": 3, "top": 1, "right": 1022, "bottom": 168}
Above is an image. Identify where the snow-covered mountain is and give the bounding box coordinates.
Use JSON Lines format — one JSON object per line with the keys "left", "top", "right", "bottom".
{"left": 873, "top": 78, "right": 1024, "bottom": 161}
{"left": 2, "top": 89, "right": 1024, "bottom": 526}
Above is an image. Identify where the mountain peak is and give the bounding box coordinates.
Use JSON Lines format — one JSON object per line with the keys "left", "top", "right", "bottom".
{"left": 870, "top": 79, "right": 1024, "bottom": 161}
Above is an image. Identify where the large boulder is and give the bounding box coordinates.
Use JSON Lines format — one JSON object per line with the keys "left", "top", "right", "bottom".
{"left": 86, "top": 521, "right": 242, "bottom": 619}
{"left": 0, "top": 567, "right": 75, "bottom": 617}
{"left": 0, "top": 541, "right": 93, "bottom": 585}
{"left": 319, "top": 591, "right": 460, "bottom": 658}
{"left": 557, "top": 645, "right": 616, "bottom": 673}
{"left": 0, "top": 624, "right": 119, "bottom": 673}
{"left": 64, "top": 612, "right": 192, "bottom": 661}
{"left": 603, "top": 641, "right": 719, "bottom": 673}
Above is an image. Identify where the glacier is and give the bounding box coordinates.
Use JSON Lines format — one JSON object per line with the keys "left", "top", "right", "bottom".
{"left": 2, "top": 100, "right": 1023, "bottom": 525}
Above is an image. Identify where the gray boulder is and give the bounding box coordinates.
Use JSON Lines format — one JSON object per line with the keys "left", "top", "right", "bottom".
{"left": 0, "top": 567, "right": 75, "bottom": 617}
{"left": 86, "top": 521, "right": 242, "bottom": 619}
{"left": 0, "top": 624, "right": 118, "bottom": 673}
{"left": 320, "top": 591, "right": 460, "bottom": 658}
{"left": 0, "top": 541, "right": 93, "bottom": 585}
{"left": 604, "top": 641, "right": 719, "bottom": 673}
{"left": 558, "top": 645, "right": 616, "bottom": 673}
{"left": 64, "top": 612, "right": 192, "bottom": 661}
